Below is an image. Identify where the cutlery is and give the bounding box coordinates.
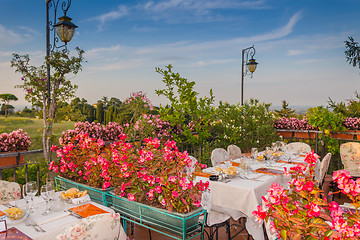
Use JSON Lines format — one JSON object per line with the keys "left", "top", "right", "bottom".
{"left": 67, "top": 210, "right": 83, "bottom": 219}
{"left": 25, "top": 219, "right": 46, "bottom": 232}
{"left": 24, "top": 219, "right": 42, "bottom": 232}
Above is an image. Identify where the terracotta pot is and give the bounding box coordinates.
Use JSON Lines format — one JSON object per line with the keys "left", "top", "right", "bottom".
{"left": 0, "top": 151, "right": 25, "bottom": 167}
{"left": 294, "top": 132, "right": 316, "bottom": 139}
{"left": 332, "top": 130, "right": 357, "bottom": 140}
{"left": 276, "top": 130, "right": 293, "bottom": 138}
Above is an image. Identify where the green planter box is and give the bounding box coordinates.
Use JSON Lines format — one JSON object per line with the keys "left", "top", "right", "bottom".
{"left": 105, "top": 192, "right": 205, "bottom": 239}
{"left": 55, "top": 176, "right": 113, "bottom": 206}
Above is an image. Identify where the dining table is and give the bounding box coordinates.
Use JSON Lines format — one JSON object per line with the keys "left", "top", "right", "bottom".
{"left": 0, "top": 191, "right": 125, "bottom": 240}
{"left": 196, "top": 152, "right": 306, "bottom": 240}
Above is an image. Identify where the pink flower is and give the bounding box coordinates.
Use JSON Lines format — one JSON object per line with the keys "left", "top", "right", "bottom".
{"left": 168, "top": 176, "right": 177, "bottom": 183}
{"left": 172, "top": 191, "right": 179, "bottom": 198}
{"left": 160, "top": 198, "right": 166, "bottom": 206}
{"left": 128, "top": 193, "right": 136, "bottom": 201}
{"left": 252, "top": 205, "right": 266, "bottom": 223}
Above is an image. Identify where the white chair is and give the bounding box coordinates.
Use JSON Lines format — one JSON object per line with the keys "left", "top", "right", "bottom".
{"left": 211, "top": 148, "right": 229, "bottom": 167}
{"left": 184, "top": 155, "right": 198, "bottom": 175}
{"left": 201, "top": 189, "right": 231, "bottom": 240}
{"left": 317, "top": 153, "right": 331, "bottom": 189}
{"left": 55, "top": 213, "right": 126, "bottom": 240}
{"left": 286, "top": 142, "right": 311, "bottom": 154}
{"left": 340, "top": 142, "right": 360, "bottom": 177}
{"left": 227, "top": 145, "right": 242, "bottom": 160}
{"left": 0, "top": 180, "right": 21, "bottom": 205}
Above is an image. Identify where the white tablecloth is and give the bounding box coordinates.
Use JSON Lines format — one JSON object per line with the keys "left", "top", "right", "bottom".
{"left": 0, "top": 192, "right": 126, "bottom": 240}
{"left": 198, "top": 156, "right": 302, "bottom": 240}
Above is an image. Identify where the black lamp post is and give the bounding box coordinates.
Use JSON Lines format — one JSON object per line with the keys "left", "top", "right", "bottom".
{"left": 46, "top": 0, "right": 78, "bottom": 107}
{"left": 45, "top": 0, "right": 77, "bottom": 161}
{"left": 241, "top": 45, "right": 258, "bottom": 105}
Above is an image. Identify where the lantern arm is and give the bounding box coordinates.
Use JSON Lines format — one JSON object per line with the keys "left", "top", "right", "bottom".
{"left": 47, "top": 0, "right": 72, "bottom": 52}
{"left": 243, "top": 45, "right": 257, "bottom": 77}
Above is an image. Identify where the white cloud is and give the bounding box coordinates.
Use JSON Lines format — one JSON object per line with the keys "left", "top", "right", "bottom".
{"left": 85, "top": 12, "right": 302, "bottom": 70}
{"left": 93, "top": 5, "right": 129, "bottom": 31}
{"left": 0, "top": 24, "right": 32, "bottom": 46}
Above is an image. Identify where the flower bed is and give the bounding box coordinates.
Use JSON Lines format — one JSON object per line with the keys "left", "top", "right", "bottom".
{"left": 50, "top": 133, "right": 209, "bottom": 214}
{"left": 0, "top": 129, "right": 31, "bottom": 167}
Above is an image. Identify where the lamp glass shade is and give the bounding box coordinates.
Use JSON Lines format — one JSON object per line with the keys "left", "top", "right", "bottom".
{"left": 246, "top": 59, "right": 258, "bottom": 73}
{"left": 54, "top": 16, "right": 78, "bottom": 43}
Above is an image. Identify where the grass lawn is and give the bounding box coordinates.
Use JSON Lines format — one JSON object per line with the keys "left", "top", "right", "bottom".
{"left": 0, "top": 116, "right": 75, "bottom": 150}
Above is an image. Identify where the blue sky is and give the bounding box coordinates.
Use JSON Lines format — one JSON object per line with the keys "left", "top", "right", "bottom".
{"left": 0, "top": 0, "right": 359, "bottom": 108}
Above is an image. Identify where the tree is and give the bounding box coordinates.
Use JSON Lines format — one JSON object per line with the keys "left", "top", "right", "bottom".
{"left": 155, "top": 64, "right": 215, "bottom": 145}
{"left": 345, "top": 37, "right": 360, "bottom": 69}
{"left": 274, "top": 100, "right": 295, "bottom": 118}
{"left": 11, "top": 48, "right": 85, "bottom": 160}
{"left": 0, "top": 94, "right": 18, "bottom": 117}
{"left": 96, "top": 101, "right": 104, "bottom": 123}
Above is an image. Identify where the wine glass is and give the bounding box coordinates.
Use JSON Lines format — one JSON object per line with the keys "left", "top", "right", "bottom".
{"left": 25, "top": 181, "right": 38, "bottom": 213}
{"left": 22, "top": 185, "right": 31, "bottom": 213}
{"left": 251, "top": 148, "right": 258, "bottom": 159}
{"left": 41, "top": 185, "right": 51, "bottom": 215}
{"left": 46, "top": 181, "right": 56, "bottom": 211}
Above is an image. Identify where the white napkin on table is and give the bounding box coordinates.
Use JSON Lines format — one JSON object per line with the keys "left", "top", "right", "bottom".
{"left": 69, "top": 194, "right": 91, "bottom": 205}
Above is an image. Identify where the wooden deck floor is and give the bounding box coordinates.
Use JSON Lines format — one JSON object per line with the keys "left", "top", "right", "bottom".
{"left": 124, "top": 174, "right": 344, "bottom": 240}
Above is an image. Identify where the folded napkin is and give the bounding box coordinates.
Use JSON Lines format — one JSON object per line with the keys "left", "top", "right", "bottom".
{"left": 69, "top": 194, "right": 91, "bottom": 205}
{"left": 194, "top": 172, "right": 211, "bottom": 178}
{"left": 241, "top": 173, "right": 274, "bottom": 181}
{"left": 253, "top": 167, "right": 283, "bottom": 175}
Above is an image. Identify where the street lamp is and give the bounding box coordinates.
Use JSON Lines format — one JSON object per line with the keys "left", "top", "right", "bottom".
{"left": 241, "top": 45, "right": 258, "bottom": 105}
{"left": 45, "top": 0, "right": 77, "bottom": 161}
{"left": 46, "top": 0, "right": 78, "bottom": 107}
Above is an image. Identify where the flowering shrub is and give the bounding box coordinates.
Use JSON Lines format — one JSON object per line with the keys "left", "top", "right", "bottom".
{"left": 124, "top": 114, "right": 181, "bottom": 143}
{"left": 50, "top": 133, "right": 129, "bottom": 189}
{"left": 112, "top": 137, "right": 209, "bottom": 214}
{"left": 50, "top": 133, "right": 208, "bottom": 214}
{"left": 273, "top": 117, "right": 317, "bottom": 130}
{"left": 0, "top": 129, "right": 31, "bottom": 152}
{"left": 59, "top": 121, "right": 123, "bottom": 146}
{"left": 252, "top": 152, "right": 360, "bottom": 239}
{"left": 343, "top": 117, "right": 360, "bottom": 130}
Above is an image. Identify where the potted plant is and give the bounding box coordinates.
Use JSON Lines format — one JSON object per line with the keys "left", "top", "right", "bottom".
{"left": 50, "top": 133, "right": 209, "bottom": 236}
{"left": 107, "top": 136, "right": 209, "bottom": 235}
{"left": 49, "top": 133, "right": 131, "bottom": 204}
{"left": 252, "top": 152, "right": 360, "bottom": 239}
{"left": 273, "top": 117, "right": 317, "bottom": 139}
{"left": 0, "top": 129, "right": 31, "bottom": 167}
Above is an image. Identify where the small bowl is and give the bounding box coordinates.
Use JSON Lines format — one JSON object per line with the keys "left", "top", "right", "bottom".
{"left": 5, "top": 209, "right": 26, "bottom": 221}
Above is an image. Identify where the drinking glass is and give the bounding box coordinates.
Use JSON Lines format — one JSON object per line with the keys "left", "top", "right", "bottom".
{"left": 271, "top": 142, "right": 278, "bottom": 152}
{"left": 22, "top": 185, "right": 31, "bottom": 213}
{"left": 41, "top": 185, "right": 51, "bottom": 215}
{"left": 251, "top": 148, "right": 258, "bottom": 159}
{"left": 46, "top": 181, "right": 56, "bottom": 212}
{"left": 25, "top": 181, "right": 38, "bottom": 213}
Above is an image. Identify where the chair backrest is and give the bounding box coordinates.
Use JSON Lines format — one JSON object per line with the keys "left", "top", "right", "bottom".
{"left": 317, "top": 153, "right": 331, "bottom": 188}
{"left": 184, "top": 155, "right": 198, "bottom": 175}
{"left": 0, "top": 180, "right": 21, "bottom": 205}
{"left": 55, "top": 213, "right": 126, "bottom": 240}
{"left": 286, "top": 142, "right": 311, "bottom": 154}
{"left": 211, "top": 148, "right": 229, "bottom": 167}
{"left": 340, "top": 142, "right": 360, "bottom": 177}
{"left": 226, "top": 145, "right": 242, "bottom": 159}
